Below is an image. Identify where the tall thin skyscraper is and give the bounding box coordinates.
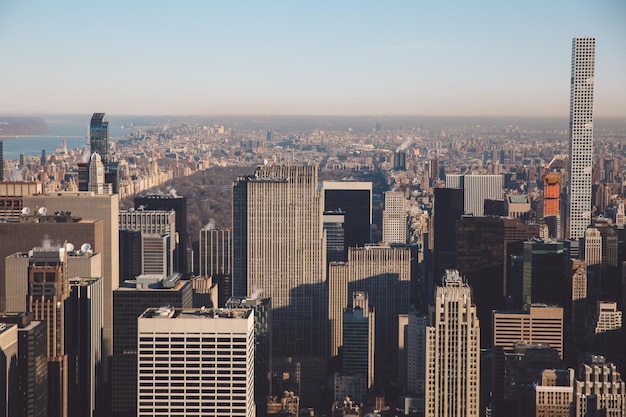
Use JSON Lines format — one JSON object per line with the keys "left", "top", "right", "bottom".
{"left": 382, "top": 191, "right": 407, "bottom": 244}
{"left": 90, "top": 113, "right": 109, "bottom": 165}
{"left": 233, "top": 165, "right": 326, "bottom": 357}
{"left": 567, "top": 37, "right": 595, "bottom": 240}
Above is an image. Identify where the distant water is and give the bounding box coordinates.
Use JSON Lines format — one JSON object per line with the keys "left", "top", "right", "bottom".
{"left": 1, "top": 115, "right": 130, "bottom": 160}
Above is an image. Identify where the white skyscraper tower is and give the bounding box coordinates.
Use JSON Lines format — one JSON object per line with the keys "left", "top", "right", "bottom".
{"left": 424, "top": 270, "right": 480, "bottom": 417}
{"left": 567, "top": 37, "right": 595, "bottom": 240}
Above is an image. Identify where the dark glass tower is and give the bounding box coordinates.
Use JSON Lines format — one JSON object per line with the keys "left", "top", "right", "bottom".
{"left": 90, "top": 113, "right": 109, "bottom": 165}
{"left": 323, "top": 181, "right": 372, "bottom": 258}
{"left": 433, "top": 187, "right": 464, "bottom": 281}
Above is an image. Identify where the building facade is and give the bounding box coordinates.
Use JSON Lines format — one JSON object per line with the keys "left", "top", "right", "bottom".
{"left": 567, "top": 37, "right": 595, "bottom": 240}
{"left": 137, "top": 307, "right": 255, "bottom": 417}
{"left": 424, "top": 270, "right": 480, "bottom": 417}
{"left": 233, "top": 165, "right": 326, "bottom": 357}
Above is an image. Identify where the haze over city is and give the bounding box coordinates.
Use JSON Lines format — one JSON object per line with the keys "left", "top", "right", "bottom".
{"left": 1, "top": 0, "right": 625, "bottom": 117}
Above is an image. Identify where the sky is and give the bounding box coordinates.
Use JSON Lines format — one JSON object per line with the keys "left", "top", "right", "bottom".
{"left": 0, "top": 1, "right": 625, "bottom": 117}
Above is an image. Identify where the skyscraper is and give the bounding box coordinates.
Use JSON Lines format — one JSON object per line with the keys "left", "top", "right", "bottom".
{"left": 27, "top": 246, "right": 70, "bottom": 417}
{"left": 445, "top": 174, "right": 503, "bottom": 217}
{"left": 134, "top": 194, "right": 187, "bottom": 274}
{"left": 90, "top": 113, "right": 109, "bottom": 165}
{"left": 112, "top": 275, "right": 192, "bottom": 417}
{"left": 322, "top": 181, "right": 372, "bottom": 256}
{"left": 382, "top": 191, "right": 407, "bottom": 244}
{"left": 424, "top": 270, "right": 480, "bottom": 417}
{"left": 137, "top": 307, "right": 255, "bottom": 417}
{"left": 233, "top": 165, "right": 326, "bottom": 357}
{"left": 567, "top": 37, "right": 595, "bottom": 240}
{"left": 199, "top": 227, "right": 232, "bottom": 305}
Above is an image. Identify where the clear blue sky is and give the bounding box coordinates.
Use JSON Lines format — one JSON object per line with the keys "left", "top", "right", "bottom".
{"left": 1, "top": 1, "right": 624, "bottom": 117}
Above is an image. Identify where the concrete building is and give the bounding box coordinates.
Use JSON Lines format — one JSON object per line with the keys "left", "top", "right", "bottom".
{"left": 0, "top": 212, "right": 103, "bottom": 312}
{"left": 573, "top": 356, "right": 626, "bottom": 417}
{"left": 0, "top": 322, "right": 18, "bottom": 417}
{"left": 446, "top": 174, "right": 503, "bottom": 217}
{"left": 505, "top": 194, "right": 531, "bottom": 222}
{"left": 424, "top": 270, "right": 480, "bottom": 417}
{"left": 588, "top": 301, "right": 622, "bottom": 365}
{"left": 137, "top": 307, "right": 255, "bottom": 417}
{"left": 199, "top": 228, "right": 232, "bottom": 306}
{"left": 134, "top": 195, "right": 187, "bottom": 274}
{"left": 567, "top": 37, "right": 595, "bottom": 240}
{"left": 226, "top": 296, "right": 272, "bottom": 414}
{"left": 0, "top": 312, "right": 47, "bottom": 417}
{"left": 533, "top": 368, "right": 575, "bottom": 417}
{"left": 493, "top": 304, "right": 564, "bottom": 358}
{"left": 119, "top": 208, "right": 176, "bottom": 280}
{"left": 27, "top": 246, "right": 70, "bottom": 417}
{"left": 23, "top": 192, "right": 118, "bottom": 384}
{"left": 328, "top": 244, "right": 413, "bottom": 384}
{"left": 112, "top": 275, "right": 192, "bottom": 417}
{"left": 382, "top": 191, "right": 407, "bottom": 244}
{"left": 233, "top": 165, "right": 326, "bottom": 357}
{"left": 585, "top": 227, "right": 602, "bottom": 266}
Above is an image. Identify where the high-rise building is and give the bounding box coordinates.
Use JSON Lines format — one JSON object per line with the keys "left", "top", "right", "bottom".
{"left": 141, "top": 233, "right": 171, "bottom": 276}
{"left": 119, "top": 208, "right": 176, "bottom": 280}
{"left": 432, "top": 187, "right": 464, "bottom": 282}
{"left": 0, "top": 212, "right": 103, "bottom": 313}
{"left": 446, "top": 174, "right": 503, "bottom": 217}
{"left": 87, "top": 153, "right": 111, "bottom": 195}
{"left": 585, "top": 227, "right": 602, "bottom": 266}
{"left": 112, "top": 275, "right": 192, "bottom": 417}
{"left": 0, "top": 140, "right": 3, "bottom": 182}
{"left": 521, "top": 239, "right": 569, "bottom": 310}
{"left": 567, "top": 37, "right": 596, "bottom": 240}
{"left": 588, "top": 301, "right": 623, "bottom": 365}
{"left": 533, "top": 368, "right": 575, "bottom": 417}
{"left": 323, "top": 210, "right": 345, "bottom": 263}
{"left": 66, "top": 277, "right": 103, "bottom": 417}
{"left": 382, "top": 191, "right": 407, "bottom": 244}
{"left": 233, "top": 165, "right": 326, "bottom": 357}
{"left": 137, "top": 307, "right": 255, "bottom": 417}
{"left": 424, "top": 270, "right": 480, "bottom": 417}
{"left": 199, "top": 228, "right": 232, "bottom": 306}
{"left": 543, "top": 173, "right": 561, "bottom": 217}
{"left": 0, "top": 312, "right": 48, "bottom": 417}
{"left": 573, "top": 356, "right": 626, "bottom": 417}
{"left": 322, "top": 181, "right": 372, "bottom": 256}
{"left": 493, "top": 305, "right": 564, "bottom": 358}
{"left": 226, "top": 296, "right": 272, "bottom": 414}
{"left": 90, "top": 113, "right": 109, "bottom": 165}
{"left": 491, "top": 342, "right": 562, "bottom": 417}
{"left": 134, "top": 195, "right": 187, "bottom": 274}
{"left": 328, "top": 244, "right": 413, "bottom": 384}
{"left": 23, "top": 192, "right": 118, "bottom": 384}
{"left": 0, "top": 322, "right": 18, "bottom": 417}
{"left": 341, "top": 292, "right": 374, "bottom": 390}
{"left": 27, "top": 246, "right": 70, "bottom": 417}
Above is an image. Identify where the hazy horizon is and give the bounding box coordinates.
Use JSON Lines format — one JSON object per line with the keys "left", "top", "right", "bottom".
{"left": 1, "top": 1, "right": 625, "bottom": 117}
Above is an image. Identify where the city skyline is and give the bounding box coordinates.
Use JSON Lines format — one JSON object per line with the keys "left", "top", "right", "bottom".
{"left": 1, "top": 1, "right": 625, "bottom": 117}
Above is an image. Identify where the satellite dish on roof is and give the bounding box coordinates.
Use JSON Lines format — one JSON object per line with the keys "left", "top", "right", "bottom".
{"left": 65, "top": 243, "right": 75, "bottom": 252}
{"left": 38, "top": 207, "right": 48, "bottom": 215}
{"left": 21, "top": 207, "right": 31, "bottom": 215}
{"left": 80, "top": 243, "right": 91, "bottom": 253}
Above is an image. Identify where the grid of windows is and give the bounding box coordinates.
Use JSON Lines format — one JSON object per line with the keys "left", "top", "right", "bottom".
{"left": 137, "top": 309, "right": 255, "bottom": 417}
